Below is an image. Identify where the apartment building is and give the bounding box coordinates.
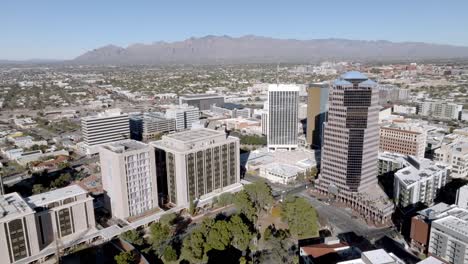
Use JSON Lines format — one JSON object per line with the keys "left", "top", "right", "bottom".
{"left": 130, "top": 112, "right": 176, "bottom": 141}
{"left": 179, "top": 94, "right": 224, "bottom": 111}
{"left": 100, "top": 140, "right": 158, "bottom": 219}
{"left": 379, "top": 123, "right": 427, "bottom": 159}
{"left": 418, "top": 101, "right": 462, "bottom": 120}
{"left": 165, "top": 104, "right": 200, "bottom": 131}
{"left": 210, "top": 103, "right": 251, "bottom": 118}
{"left": 150, "top": 128, "right": 241, "bottom": 207}
{"left": 435, "top": 141, "right": 468, "bottom": 179}
{"left": 456, "top": 185, "right": 468, "bottom": 210}
{"left": 394, "top": 158, "right": 448, "bottom": 208}
{"left": 80, "top": 108, "right": 130, "bottom": 155}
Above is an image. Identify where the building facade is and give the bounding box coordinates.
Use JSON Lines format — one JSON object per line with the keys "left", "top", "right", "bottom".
{"left": 100, "top": 140, "right": 158, "bottom": 219}
{"left": 394, "top": 158, "right": 448, "bottom": 208}
{"left": 80, "top": 109, "right": 130, "bottom": 155}
{"left": 165, "top": 104, "right": 200, "bottom": 131}
{"left": 179, "top": 94, "right": 224, "bottom": 111}
{"left": 418, "top": 101, "right": 462, "bottom": 120}
{"left": 267, "top": 84, "right": 299, "bottom": 151}
{"left": 317, "top": 71, "right": 394, "bottom": 224}
{"left": 130, "top": 112, "right": 176, "bottom": 141}
{"left": 151, "top": 128, "right": 241, "bottom": 207}
{"left": 306, "top": 82, "right": 329, "bottom": 149}
{"left": 435, "top": 141, "right": 468, "bottom": 179}
{"left": 456, "top": 185, "right": 468, "bottom": 210}
{"left": 379, "top": 124, "right": 427, "bottom": 160}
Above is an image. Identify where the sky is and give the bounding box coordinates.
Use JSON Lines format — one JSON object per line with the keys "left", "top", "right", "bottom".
{"left": 2, "top": 0, "right": 468, "bottom": 60}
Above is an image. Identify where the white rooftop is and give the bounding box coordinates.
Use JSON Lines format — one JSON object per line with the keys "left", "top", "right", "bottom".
{"left": 164, "top": 128, "right": 225, "bottom": 143}
{"left": 362, "top": 249, "right": 397, "bottom": 264}
{"left": 0, "top": 193, "right": 34, "bottom": 222}
{"left": 26, "top": 185, "right": 87, "bottom": 208}
{"left": 102, "top": 139, "right": 149, "bottom": 153}
{"left": 395, "top": 158, "right": 447, "bottom": 186}
{"left": 416, "top": 256, "right": 444, "bottom": 264}
{"left": 268, "top": 84, "right": 300, "bottom": 92}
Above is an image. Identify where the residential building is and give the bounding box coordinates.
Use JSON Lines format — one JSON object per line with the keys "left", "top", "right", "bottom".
{"left": 317, "top": 71, "right": 394, "bottom": 224}
{"left": 306, "top": 82, "right": 329, "bottom": 149}
{"left": 394, "top": 157, "right": 448, "bottom": 208}
{"left": 13, "top": 117, "right": 37, "bottom": 129}
{"left": 150, "top": 128, "right": 241, "bottom": 207}
{"left": 0, "top": 193, "right": 40, "bottom": 264}
{"left": 338, "top": 249, "right": 404, "bottom": 264}
{"left": 25, "top": 185, "right": 96, "bottom": 249}
{"left": 99, "top": 140, "right": 158, "bottom": 219}
{"left": 267, "top": 84, "right": 299, "bottom": 151}
{"left": 434, "top": 141, "right": 468, "bottom": 179}
{"left": 165, "top": 104, "right": 200, "bottom": 131}
{"left": 456, "top": 185, "right": 468, "bottom": 210}
{"left": 80, "top": 108, "right": 130, "bottom": 155}
{"left": 179, "top": 94, "right": 224, "bottom": 111}
{"left": 378, "top": 152, "right": 408, "bottom": 176}
{"left": 428, "top": 208, "right": 468, "bottom": 264}
{"left": 129, "top": 112, "right": 176, "bottom": 141}
{"left": 379, "top": 122, "right": 427, "bottom": 159}
{"left": 418, "top": 101, "right": 462, "bottom": 120}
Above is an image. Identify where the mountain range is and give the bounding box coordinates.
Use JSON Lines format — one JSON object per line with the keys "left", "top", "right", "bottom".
{"left": 5, "top": 35, "right": 468, "bottom": 65}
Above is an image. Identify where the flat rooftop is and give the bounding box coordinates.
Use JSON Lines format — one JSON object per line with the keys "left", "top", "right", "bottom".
{"left": 26, "top": 185, "right": 87, "bottom": 208}
{"left": 418, "top": 202, "right": 452, "bottom": 219}
{"left": 102, "top": 140, "right": 149, "bottom": 153}
{"left": 0, "top": 193, "right": 34, "bottom": 222}
{"left": 180, "top": 94, "right": 223, "bottom": 99}
{"left": 165, "top": 128, "right": 225, "bottom": 143}
{"left": 362, "top": 249, "right": 395, "bottom": 264}
{"left": 395, "top": 159, "right": 446, "bottom": 186}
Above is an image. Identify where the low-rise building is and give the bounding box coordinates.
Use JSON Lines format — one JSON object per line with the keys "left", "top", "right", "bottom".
{"left": 394, "top": 158, "right": 448, "bottom": 208}
{"left": 210, "top": 103, "right": 251, "bottom": 118}
{"left": 435, "top": 141, "right": 468, "bottom": 179}
{"left": 378, "top": 152, "right": 409, "bottom": 176}
{"left": 393, "top": 105, "right": 417, "bottom": 115}
{"left": 129, "top": 112, "right": 176, "bottom": 141}
{"left": 380, "top": 122, "right": 427, "bottom": 160}
{"left": 13, "top": 117, "right": 37, "bottom": 129}
{"left": 456, "top": 185, "right": 468, "bottom": 210}
{"left": 418, "top": 101, "right": 462, "bottom": 120}
{"left": 165, "top": 104, "right": 200, "bottom": 131}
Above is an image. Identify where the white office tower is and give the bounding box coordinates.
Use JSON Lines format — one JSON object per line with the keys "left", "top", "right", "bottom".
{"left": 267, "top": 84, "right": 299, "bottom": 150}
{"left": 100, "top": 140, "right": 158, "bottom": 219}
{"left": 80, "top": 108, "right": 130, "bottom": 155}
{"left": 165, "top": 104, "right": 200, "bottom": 131}
{"left": 151, "top": 128, "right": 241, "bottom": 207}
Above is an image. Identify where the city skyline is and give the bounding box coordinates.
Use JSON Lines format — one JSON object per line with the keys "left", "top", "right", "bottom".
{"left": 2, "top": 0, "right": 468, "bottom": 60}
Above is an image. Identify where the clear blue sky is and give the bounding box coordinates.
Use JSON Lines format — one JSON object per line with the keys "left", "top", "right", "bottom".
{"left": 2, "top": 0, "right": 468, "bottom": 60}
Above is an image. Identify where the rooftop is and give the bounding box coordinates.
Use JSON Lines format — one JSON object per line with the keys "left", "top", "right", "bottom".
{"left": 416, "top": 256, "right": 444, "bottom": 264}
{"left": 0, "top": 192, "right": 34, "bottom": 222}
{"left": 268, "top": 84, "right": 300, "bottom": 92}
{"left": 395, "top": 158, "right": 446, "bottom": 186}
{"left": 418, "top": 202, "right": 452, "bottom": 220}
{"left": 26, "top": 185, "right": 87, "bottom": 208}
{"left": 82, "top": 108, "right": 126, "bottom": 120}
{"left": 102, "top": 140, "right": 149, "bottom": 153}
{"left": 164, "top": 128, "right": 225, "bottom": 143}
{"left": 341, "top": 71, "right": 368, "bottom": 81}
{"left": 362, "top": 249, "right": 396, "bottom": 264}
{"left": 180, "top": 93, "right": 223, "bottom": 99}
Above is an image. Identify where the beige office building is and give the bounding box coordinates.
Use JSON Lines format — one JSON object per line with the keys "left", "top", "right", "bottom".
{"left": 306, "top": 82, "right": 329, "bottom": 149}
{"left": 0, "top": 193, "right": 40, "bottom": 264}
{"left": 379, "top": 123, "right": 427, "bottom": 160}
{"left": 100, "top": 140, "right": 158, "bottom": 219}
{"left": 25, "top": 185, "right": 96, "bottom": 249}
{"left": 151, "top": 128, "right": 241, "bottom": 207}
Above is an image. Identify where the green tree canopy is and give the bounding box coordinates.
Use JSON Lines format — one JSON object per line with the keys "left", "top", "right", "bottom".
{"left": 281, "top": 196, "right": 318, "bottom": 238}
{"left": 114, "top": 251, "right": 136, "bottom": 264}
{"left": 244, "top": 181, "right": 274, "bottom": 212}
{"left": 234, "top": 191, "right": 257, "bottom": 222}
{"left": 160, "top": 212, "right": 177, "bottom": 226}
{"left": 206, "top": 220, "right": 232, "bottom": 251}
{"left": 228, "top": 214, "right": 253, "bottom": 251}
{"left": 149, "top": 222, "right": 171, "bottom": 253}
{"left": 162, "top": 245, "right": 178, "bottom": 263}
{"left": 181, "top": 229, "right": 208, "bottom": 264}
{"left": 120, "top": 230, "right": 144, "bottom": 246}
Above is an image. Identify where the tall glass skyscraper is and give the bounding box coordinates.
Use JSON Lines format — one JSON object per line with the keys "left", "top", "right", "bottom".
{"left": 267, "top": 84, "right": 299, "bottom": 151}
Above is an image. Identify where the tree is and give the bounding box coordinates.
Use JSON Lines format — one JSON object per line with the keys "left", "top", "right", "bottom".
{"left": 281, "top": 196, "right": 318, "bottom": 238}
{"left": 189, "top": 199, "right": 197, "bottom": 216}
{"left": 234, "top": 191, "right": 256, "bottom": 222}
{"left": 218, "top": 192, "right": 234, "bottom": 207}
{"left": 149, "top": 222, "right": 171, "bottom": 253}
{"left": 162, "top": 245, "right": 178, "bottom": 263}
{"left": 160, "top": 212, "right": 177, "bottom": 226}
{"left": 120, "top": 230, "right": 144, "bottom": 246}
{"left": 114, "top": 251, "right": 136, "bottom": 264}
{"left": 263, "top": 226, "right": 272, "bottom": 241}
{"left": 32, "top": 184, "right": 46, "bottom": 194}
{"left": 244, "top": 181, "right": 274, "bottom": 212}
{"left": 206, "top": 220, "right": 231, "bottom": 251}
{"left": 181, "top": 229, "right": 207, "bottom": 263}
{"left": 51, "top": 173, "right": 72, "bottom": 188}
{"left": 228, "top": 214, "right": 253, "bottom": 251}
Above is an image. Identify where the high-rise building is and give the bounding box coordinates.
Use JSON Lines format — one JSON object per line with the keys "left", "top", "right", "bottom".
{"left": 130, "top": 112, "right": 176, "bottom": 141}
{"left": 150, "top": 128, "right": 241, "bottom": 207}
{"left": 317, "top": 71, "right": 394, "bottom": 224}
{"left": 0, "top": 193, "right": 40, "bottom": 263}
{"left": 306, "top": 82, "right": 329, "bottom": 149}
{"left": 179, "top": 94, "right": 225, "bottom": 111}
{"left": 165, "top": 104, "right": 200, "bottom": 131}
{"left": 379, "top": 123, "right": 427, "bottom": 160}
{"left": 25, "top": 185, "right": 96, "bottom": 249}
{"left": 79, "top": 108, "right": 130, "bottom": 155}
{"left": 99, "top": 140, "right": 158, "bottom": 219}
{"left": 267, "top": 84, "right": 299, "bottom": 151}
